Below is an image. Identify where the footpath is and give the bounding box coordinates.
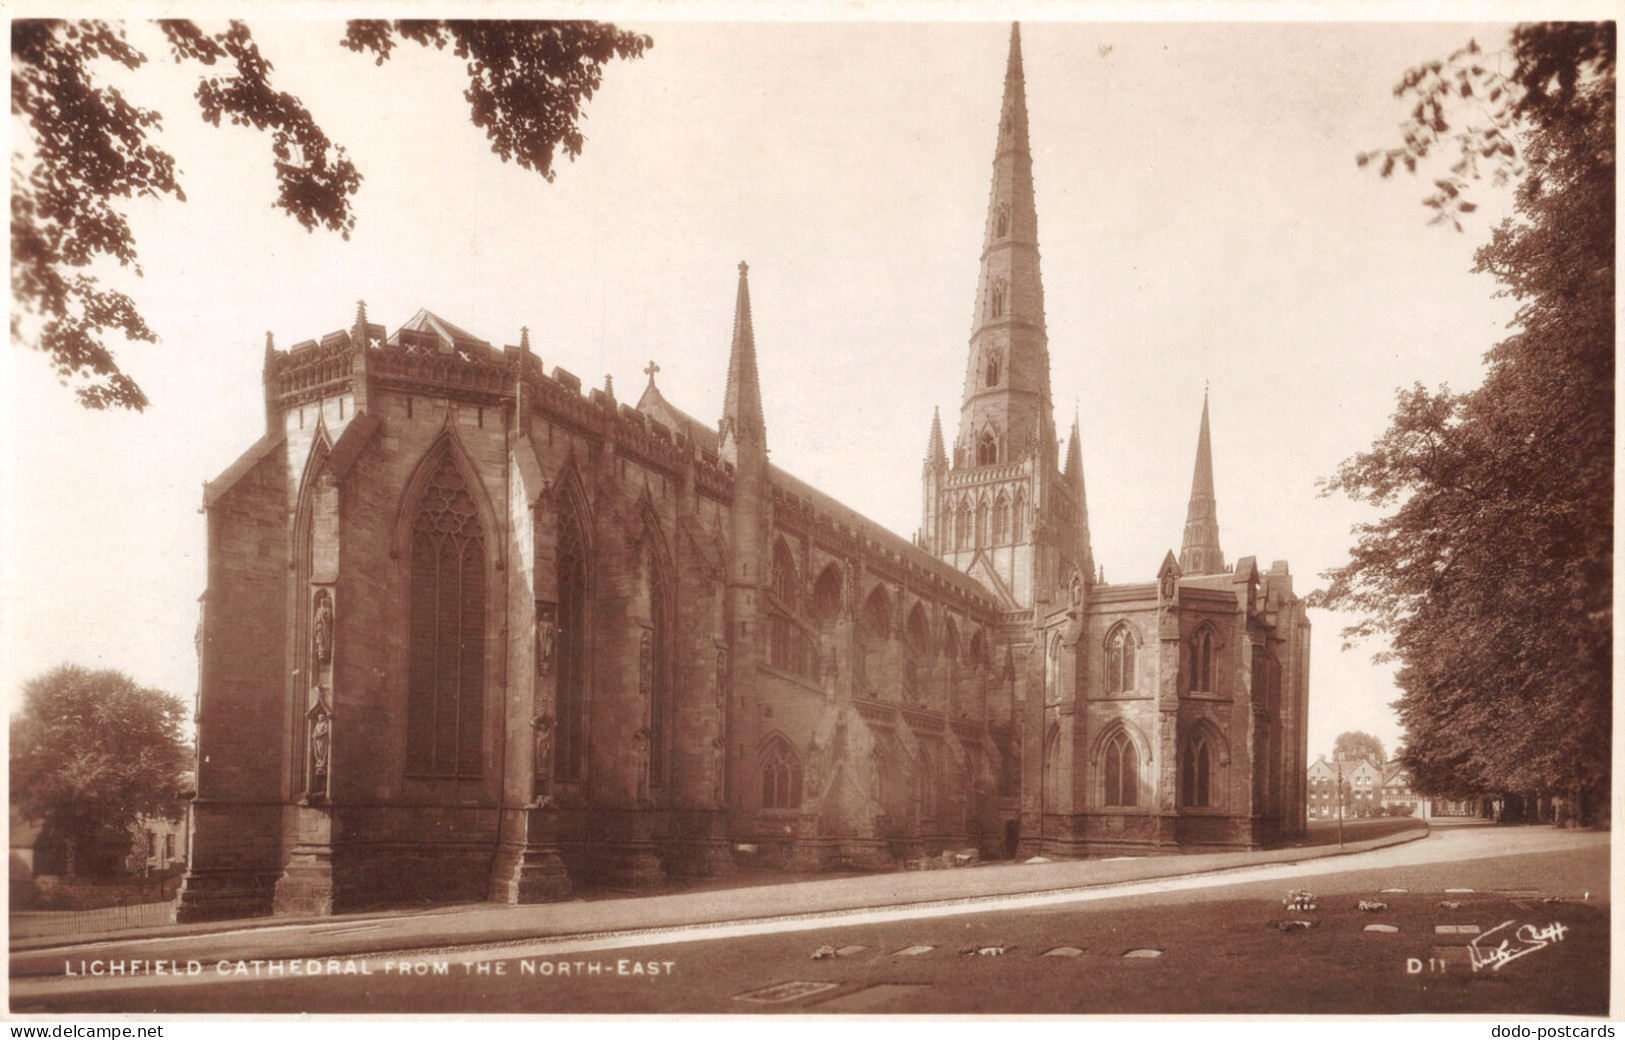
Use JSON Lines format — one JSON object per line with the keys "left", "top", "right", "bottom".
{"left": 9, "top": 821, "right": 1429, "bottom": 979}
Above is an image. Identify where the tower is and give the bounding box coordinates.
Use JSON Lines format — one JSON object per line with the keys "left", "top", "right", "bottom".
{"left": 923, "top": 23, "right": 1090, "bottom": 608}
{"left": 1179, "top": 392, "right": 1225, "bottom": 576}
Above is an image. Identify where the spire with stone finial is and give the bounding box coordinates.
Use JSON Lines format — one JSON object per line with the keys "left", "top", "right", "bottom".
{"left": 519, "top": 326, "right": 530, "bottom": 352}
{"left": 1179, "top": 391, "right": 1226, "bottom": 576}
{"left": 924, "top": 407, "right": 947, "bottom": 473}
{"left": 720, "top": 261, "right": 766, "bottom": 453}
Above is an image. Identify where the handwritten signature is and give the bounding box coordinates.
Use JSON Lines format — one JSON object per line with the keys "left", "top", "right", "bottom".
{"left": 1466, "top": 920, "right": 1568, "bottom": 973}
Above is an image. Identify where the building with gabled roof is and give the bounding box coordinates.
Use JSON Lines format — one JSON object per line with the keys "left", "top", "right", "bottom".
{"left": 178, "top": 24, "right": 1309, "bottom": 920}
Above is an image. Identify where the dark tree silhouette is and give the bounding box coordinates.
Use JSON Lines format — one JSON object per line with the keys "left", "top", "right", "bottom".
{"left": 1332, "top": 731, "right": 1386, "bottom": 766}
{"left": 11, "top": 665, "right": 191, "bottom": 877}
{"left": 1322, "top": 23, "right": 1613, "bottom": 820}
{"left": 11, "top": 19, "right": 650, "bottom": 410}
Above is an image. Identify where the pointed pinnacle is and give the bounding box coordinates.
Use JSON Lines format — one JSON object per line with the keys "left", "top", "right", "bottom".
{"left": 722, "top": 261, "right": 765, "bottom": 442}
{"left": 519, "top": 326, "right": 531, "bottom": 352}
{"left": 925, "top": 407, "right": 947, "bottom": 469}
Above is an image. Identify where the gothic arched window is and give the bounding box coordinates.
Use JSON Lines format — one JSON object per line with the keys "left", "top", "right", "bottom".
{"left": 810, "top": 563, "right": 844, "bottom": 624}
{"left": 1105, "top": 625, "right": 1137, "bottom": 695}
{"left": 555, "top": 501, "right": 588, "bottom": 782}
{"left": 990, "top": 278, "right": 1008, "bottom": 319}
{"left": 977, "top": 431, "right": 998, "bottom": 466}
{"left": 993, "top": 493, "right": 1011, "bottom": 544}
{"left": 770, "top": 539, "right": 800, "bottom": 611}
{"left": 1181, "top": 730, "right": 1215, "bottom": 808}
{"left": 761, "top": 737, "right": 801, "bottom": 810}
{"left": 995, "top": 202, "right": 1010, "bottom": 239}
{"left": 860, "top": 586, "right": 892, "bottom": 641}
{"left": 975, "top": 500, "right": 989, "bottom": 547}
{"left": 406, "top": 454, "right": 486, "bottom": 780}
{"left": 1103, "top": 729, "right": 1139, "bottom": 808}
{"left": 956, "top": 500, "right": 972, "bottom": 550}
{"left": 986, "top": 354, "right": 1001, "bottom": 387}
{"left": 1191, "top": 627, "right": 1216, "bottom": 693}
{"left": 1013, "top": 490, "right": 1027, "bottom": 540}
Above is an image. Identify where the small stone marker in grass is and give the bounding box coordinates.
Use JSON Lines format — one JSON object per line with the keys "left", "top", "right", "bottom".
{"left": 1123, "top": 948, "right": 1162, "bottom": 958}
{"left": 1044, "top": 947, "right": 1085, "bottom": 957}
{"left": 1364, "top": 924, "right": 1400, "bottom": 933}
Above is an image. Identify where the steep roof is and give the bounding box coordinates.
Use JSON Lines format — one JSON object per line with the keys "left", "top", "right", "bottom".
{"left": 637, "top": 386, "right": 997, "bottom": 610}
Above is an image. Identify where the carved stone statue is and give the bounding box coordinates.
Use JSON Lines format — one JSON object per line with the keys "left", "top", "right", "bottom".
{"left": 531, "top": 713, "right": 555, "bottom": 807}
{"left": 313, "top": 591, "right": 334, "bottom": 665}
{"left": 304, "top": 685, "right": 332, "bottom": 803}
{"left": 633, "top": 727, "right": 652, "bottom": 807}
{"left": 804, "top": 737, "right": 826, "bottom": 799}
{"left": 709, "top": 737, "right": 727, "bottom": 807}
{"left": 535, "top": 602, "right": 557, "bottom": 678}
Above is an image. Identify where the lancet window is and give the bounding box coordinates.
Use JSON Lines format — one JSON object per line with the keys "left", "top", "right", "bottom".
{"left": 1102, "top": 729, "right": 1139, "bottom": 808}
{"left": 761, "top": 737, "right": 801, "bottom": 810}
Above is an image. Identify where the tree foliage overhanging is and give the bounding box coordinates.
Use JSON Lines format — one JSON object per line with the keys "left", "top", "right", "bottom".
{"left": 10, "top": 19, "right": 650, "bottom": 410}
{"left": 11, "top": 665, "right": 192, "bottom": 876}
{"left": 1319, "top": 23, "right": 1613, "bottom": 811}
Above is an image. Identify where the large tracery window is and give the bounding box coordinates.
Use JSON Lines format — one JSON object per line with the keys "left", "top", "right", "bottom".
{"left": 555, "top": 503, "right": 588, "bottom": 783}
{"left": 761, "top": 737, "right": 801, "bottom": 810}
{"left": 1102, "top": 729, "right": 1139, "bottom": 808}
{"left": 1105, "top": 625, "right": 1137, "bottom": 695}
{"left": 956, "top": 500, "right": 972, "bottom": 550}
{"left": 994, "top": 494, "right": 1011, "bottom": 544}
{"left": 406, "top": 454, "right": 486, "bottom": 780}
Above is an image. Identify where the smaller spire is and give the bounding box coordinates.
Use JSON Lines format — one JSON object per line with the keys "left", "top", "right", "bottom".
{"left": 604, "top": 373, "right": 615, "bottom": 399}
{"left": 1064, "top": 410, "right": 1082, "bottom": 486}
{"left": 353, "top": 299, "right": 368, "bottom": 341}
{"left": 720, "top": 261, "right": 766, "bottom": 451}
{"left": 1007, "top": 22, "right": 1023, "bottom": 80}
{"left": 1180, "top": 393, "right": 1226, "bottom": 576}
{"left": 925, "top": 407, "right": 947, "bottom": 472}
{"left": 263, "top": 331, "right": 276, "bottom": 367}
{"left": 519, "top": 326, "right": 531, "bottom": 352}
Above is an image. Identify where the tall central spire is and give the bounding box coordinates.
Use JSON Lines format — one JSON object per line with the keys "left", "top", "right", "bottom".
{"left": 955, "top": 22, "right": 1053, "bottom": 469}
{"left": 1180, "top": 392, "right": 1226, "bottom": 575}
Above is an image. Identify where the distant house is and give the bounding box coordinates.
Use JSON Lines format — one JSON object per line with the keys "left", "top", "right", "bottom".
{"left": 1305, "top": 755, "right": 1388, "bottom": 819}
{"left": 1380, "top": 763, "right": 1431, "bottom": 819}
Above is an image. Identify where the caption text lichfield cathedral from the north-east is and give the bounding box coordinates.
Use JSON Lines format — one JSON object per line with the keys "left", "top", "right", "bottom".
{"left": 177, "top": 25, "right": 1310, "bottom": 920}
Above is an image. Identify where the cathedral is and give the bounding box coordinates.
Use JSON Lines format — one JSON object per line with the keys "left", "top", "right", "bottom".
{"left": 177, "top": 24, "right": 1310, "bottom": 920}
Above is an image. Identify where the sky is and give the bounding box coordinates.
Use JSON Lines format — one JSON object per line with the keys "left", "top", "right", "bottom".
{"left": 4, "top": 10, "right": 1560, "bottom": 762}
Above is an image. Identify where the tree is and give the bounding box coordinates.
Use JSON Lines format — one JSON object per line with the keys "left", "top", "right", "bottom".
{"left": 11, "top": 665, "right": 191, "bottom": 876}
{"left": 1332, "top": 731, "right": 1385, "bottom": 766}
{"left": 1321, "top": 23, "right": 1613, "bottom": 821}
{"left": 11, "top": 19, "right": 651, "bottom": 410}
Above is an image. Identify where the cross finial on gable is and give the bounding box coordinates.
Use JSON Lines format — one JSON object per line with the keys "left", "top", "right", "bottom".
{"left": 644, "top": 360, "right": 660, "bottom": 383}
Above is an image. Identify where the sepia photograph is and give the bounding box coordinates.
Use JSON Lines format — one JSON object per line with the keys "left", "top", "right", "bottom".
{"left": 5, "top": 5, "right": 1613, "bottom": 1019}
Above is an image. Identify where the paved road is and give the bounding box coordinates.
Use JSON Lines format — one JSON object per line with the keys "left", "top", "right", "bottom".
{"left": 12, "top": 825, "right": 1607, "bottom": 1015}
